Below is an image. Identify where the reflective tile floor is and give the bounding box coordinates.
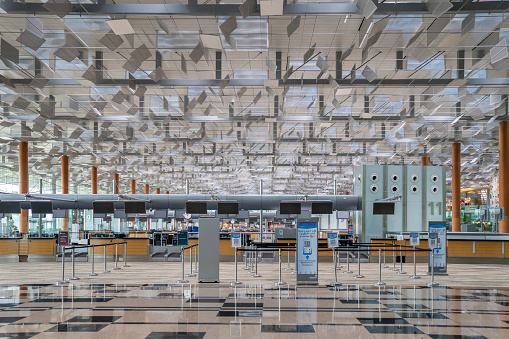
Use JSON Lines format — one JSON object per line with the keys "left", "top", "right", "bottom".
{"left": 1, "top": 282, "right": 509, "bottom": 338}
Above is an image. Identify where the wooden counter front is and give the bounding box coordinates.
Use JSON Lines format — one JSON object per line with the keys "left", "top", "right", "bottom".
{"left": 89, "top": 238, "right": 149, "bottom": 255}
{"left": 0, "top": 239, "right": 20, "bottom": 255}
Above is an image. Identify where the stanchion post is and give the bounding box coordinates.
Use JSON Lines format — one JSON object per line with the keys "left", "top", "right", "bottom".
{"left": 113, "top": 243, "right": 121, "bottom": 270}
{"left": 56, "top": 247, "right": 68, "bottom": 285}
{"left": 101, "top": 244, "right": 110, "bottom": 273}
{"left": 336, "top": 247, "right": 343, "bottom": 269}
{"left": 382, "top": 243, "right": 389, "bottom": 268}
{"left": 275, "top": 248, "right": 286, "bottom": 285}
{"left": 249, "top": 244, "right": 255, "bottom": 273}
{"left": 251, "top": 246, "right": 261, "bottom": 277}
{"left": 230, "top": 247, "right": 242, "bottom": 286}
{"left": 374, "top": 248, "right": 386, "bottom": 286}
{"left": 397, "top": 245, "right": 406, "bottom": 274}
{"left": 68, "top": 247, "right": 79, "bottom": 280}
{"left": 193, "top": 244, "right": 198, "bottom": 273}
{"left": 427, "top": 250, "right": 439, "bottom": 287}
{"left": 330, "top": 247, "right": 341, "bottom": 286}
{"left": 410, "top": 245, "right": 420, "bottom": 279}
{"left": 89, "top": 245, "right": 98, "bottom": 276}
{"left": 285, "top": 244, "right": 292, "bottom": 271}
{"left": 354, "top": 245, "right": 364, "bottom": 278}
{"left": 344, "top": 244, "right": 353, "bottom": 274}
{"left": 122, "top": 242, "right": 130, "bottom": 268}
{"left": 390, "top": 244, "right": 399, "bottom": 271}
{"left": 177, "top": 247, "right": 189, "bottom": 283}
{"left": 186, "top": 246, "right": 196, "bottom": 277}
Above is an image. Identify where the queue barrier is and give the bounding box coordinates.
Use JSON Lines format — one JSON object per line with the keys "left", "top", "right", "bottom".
{"left": 234, "top": 242, "right": 434, "bottom": 287}
{"left": 176, "top": 244, "right": 199, "bottom": 284}
{"left": 56, "top": 241, "right": 129, "bottom": 285}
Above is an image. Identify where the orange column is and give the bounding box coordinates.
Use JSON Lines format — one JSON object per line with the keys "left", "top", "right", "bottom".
{"left": 91, "top": 166, "right": 97, "bottom": 194}
{"left": 19, "top": 142, "right": 28, "bottom": 235}
{"left": 131, "top": 179, "right": 136, "bottom": 194}
{"left": 166, "top": 191, "right": 169, "bottom": 194}
{"left": 499, "top": 121, "right": 509, "bottom": 233}
{"left": 114, "top": 173, "right": 119, "bottom": 194}
{"left": 452, "top": 143, "right": 461, "bottom": 232}
{"left": 61, "top": 155, "right": 69, "bottom": 231}
{"left": 156, "top": 188, "right": 161, "bottom": 194}
{"left": 422, "top": 156, "right": 430, "bottom": 166}
{"left": 145, "top": 184, "right": 149, "bottom": 194}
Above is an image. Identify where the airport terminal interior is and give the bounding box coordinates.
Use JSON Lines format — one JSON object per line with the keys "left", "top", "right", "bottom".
{"left": 3, "top": 0, "right": 509, "bottom": 338}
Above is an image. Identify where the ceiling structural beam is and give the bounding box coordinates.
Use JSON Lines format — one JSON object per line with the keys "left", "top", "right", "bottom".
{"left": 6, "top": 78, "right": 509, "bottom": 87}
{"left": 1, "top": 2, "right": 508, "bottom": 16}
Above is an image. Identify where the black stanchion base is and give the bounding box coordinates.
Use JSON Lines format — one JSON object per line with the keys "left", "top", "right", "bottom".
{"left": 88, "top": 273, "right": 98, "bottom": 276}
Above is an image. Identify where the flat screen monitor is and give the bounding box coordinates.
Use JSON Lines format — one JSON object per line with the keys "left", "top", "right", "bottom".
{"left": 249, "top": 216, "right": 258, "bottom": 223}
{"left": 31, "top": 201, "right": 53, "bottom": 214}
{"left": 373, "top": 202, "right": 395, "bottom": 215}
{"left": 125, "top": 201, "right": 146, "bottom": 214}
{"left": 0, "top": 201, "right": 21, "bottom": 213}
{"left": 93, "top": 201, "right": 114, "bottom": 214}
{"left": 311, "top": 201, "right": 333, "bottom": 214}
{"left": 53, "top": 209, "right": 67, "bottom": 218}
{"left": 336, "top": 210, "right": 350, "bottom": 219}
{"left": 280, "top": 202, "right": 301, "bottom": 215}
{"left": 114, "top": 210, "right": 127, "bottom": 219}
{"left": 153, "top": 210, "right": 168, "bottom": 219}
{"left": 218, "top": 202, "right": 239, "bottom": 215}
{"left": 186, "top": 201, "right": 207, "bottom": 214}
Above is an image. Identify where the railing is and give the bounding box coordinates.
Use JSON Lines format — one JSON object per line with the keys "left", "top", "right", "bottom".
{"left": 56, "top": 241, "right": 129, "bottom": 285}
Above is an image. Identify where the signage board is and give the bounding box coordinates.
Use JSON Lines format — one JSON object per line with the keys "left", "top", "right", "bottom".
{"left": 177, "top": 231, "right": 188, "bottom": 246}
{"left": 231, "top": 232, "right": 241, "bottom": 248}
{"left": 327, "top": 232, "right": 338, "bottom": 248}
{"left": 296, "top": 218, "right": 318, "bottom": 285}
{"left": 428, "top": 221, "right": 447, "bottom": 275}
{"left": 58, "top": 231, "right": 69, "bottom": 246}
{"left": 409, "top": 232, "right": 420, "bottom": 246}
{"left": 348, "top": 225, "right": 353, "bottom": 235}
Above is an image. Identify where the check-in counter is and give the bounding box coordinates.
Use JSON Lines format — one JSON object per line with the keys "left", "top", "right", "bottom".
{"left": 0, "top": 238, "right": 20, "bottom": 255}
{"left": 371, "top": 233, "right": 509, "bottom": 262}
{"left": 89, "top": 238, "right": 149, "bottom": 255}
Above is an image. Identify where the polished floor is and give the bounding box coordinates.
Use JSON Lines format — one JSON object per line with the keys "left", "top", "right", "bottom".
{"left": 1, "top": 261, "right": 509, "bottom": 338}
{"left": 1, "top": 282, "right": 509, "bottom": 338}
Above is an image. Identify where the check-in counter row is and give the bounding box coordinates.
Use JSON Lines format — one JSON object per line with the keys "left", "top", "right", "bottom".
{"left": 371, "top": 238, "right": 509, "bottom": 259}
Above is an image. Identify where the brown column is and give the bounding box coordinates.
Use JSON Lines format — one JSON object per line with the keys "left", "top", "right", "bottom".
{"left": 452, "top": 143, "right": 461, "bottom": 232}
{"left": 19, "top": 142, "right": 28, "bottom": 235}
{"left": 422, "top": 156, "right": 430, "bottom": 166}
{"left": 61, "top": 155, "right": 69, "bottom": 231}
{"left": 499, "top": 121, "right": 509, "bottom": 233}
{"left": 113, "top": 173, "right": 119, "bottom": 194}
{"left": 131, "top": 179, "right": 136, "bottom": 194}
{"left": 145, "top": 184, "right": 149, "bottom": 194}
{"left": 156, "top": 188, "right": 161, "bottom": 194}
{"left": 91, "top": 166, "right": 98, "bottom": 194}
{"left": 166, "top": 191, "right": 169, "bottom": 194}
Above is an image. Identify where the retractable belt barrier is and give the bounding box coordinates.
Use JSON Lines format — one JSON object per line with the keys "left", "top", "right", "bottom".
{"left": 56, "top": 241, "right": 129, "bottom": 285}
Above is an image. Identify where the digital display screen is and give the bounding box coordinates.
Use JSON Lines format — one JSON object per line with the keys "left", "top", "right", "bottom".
{"left": 280, "top": 202, "right": 301, "bottom": 214}
{"left": 0, "top": 202, "right": 21, "bottom": 213}
{"left": 186, "top": 202, "right": 208, "bottom": 214}
{"left": 31, "top": 201, "right": 53, "bottom": 214}
{"left": 125, "top": 201, "right": 146, "bottom": 213}
{"left": 93, "top": 201, "right": 114, "bottom": 214}
{"left": 218, "top": 202, "right": 239, "bottom": 214}
{"left": 373, "top": 202, "right": 395, "bottom": 215}
{"left": 311, "top": 201, "right": 333, "bottom": 214}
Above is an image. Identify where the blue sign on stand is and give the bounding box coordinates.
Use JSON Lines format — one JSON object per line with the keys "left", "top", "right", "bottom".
{"left": 296, "top": 218, "right": 319, "bottom": 285}
{"left": 428, "top": 221, "right": 447, "bottom": 275}
{"left": 177, "top": 231, "right": 188, "bottom": 246}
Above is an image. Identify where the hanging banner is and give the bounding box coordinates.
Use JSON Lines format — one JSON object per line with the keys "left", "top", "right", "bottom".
{"left": 428, "top": 221, "right": 447, "bottom": 275}
{"left": 297, "top": 218, "right": 318, "bottom": 285}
